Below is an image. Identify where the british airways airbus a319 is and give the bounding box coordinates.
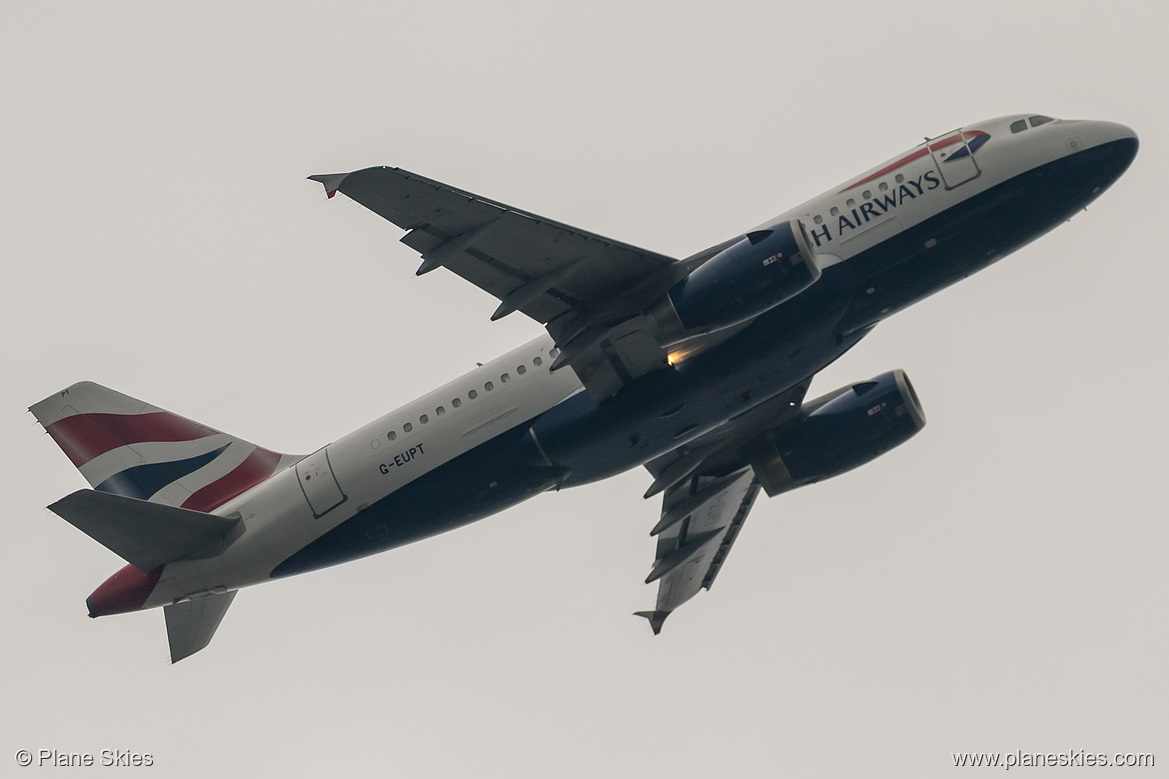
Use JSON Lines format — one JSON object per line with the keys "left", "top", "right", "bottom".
{"left": 33, "top": 114, "right": 1137, "bottom": 661}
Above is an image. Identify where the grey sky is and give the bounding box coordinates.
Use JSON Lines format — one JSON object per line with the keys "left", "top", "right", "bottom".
{"left": 2, "top": 2, "right": 1166, "bottom": 776}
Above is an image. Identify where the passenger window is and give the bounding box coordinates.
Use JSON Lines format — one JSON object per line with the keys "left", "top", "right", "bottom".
{"left": 846, "top": 198, "right": 856, "bottom": 208}
{"left": 533, "top": 356, "right": 543, "bottom": 367}
{"left": 420, "top": 414, "right": 429, "bottom": 424}
{"left": 485, "top": 381, "right": 494, "bottom": 391}
{"left": 501, "top": 373, "right": 510, "bottom": 383}
{"left": 387, "top": 431, "right": 397, "bottom": 441}
{"left": 830, "top": 206, "right": 840, "bottom": 216}
{"left": 403, "top": 422, "right": 413, "bottom": 433}
{"left": 436, "top": 406, "right": 445, "bottom": 416}
{"left": 549, "top": 348, "right": 560, "bottom": 359}
{"left": 517, "top": 364, "right": 526, "bottom": 375}
{"left": 452, "top": 397, "right": 462, "bottom": 408}
{"left": 468, "top": 389, "right": 477, "bottom": 400}
{"left": 879, "top": 182, "right": 888, "bottom": 192}
{"left": 1029, "top": 115, "right": 1053, "bottom": 127}
{"left": 895, "top": 173, "right": 904, "bottom": 183}
{"left": 813, "top": 215, "right": 823, "bottom": 224}
{"left": 862, "top": 190, "right": 871, "bottom": 200}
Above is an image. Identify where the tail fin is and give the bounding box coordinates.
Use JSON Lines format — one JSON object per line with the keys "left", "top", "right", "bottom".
{"left": 31, "top": 381, "right": 297, "bottom": 513}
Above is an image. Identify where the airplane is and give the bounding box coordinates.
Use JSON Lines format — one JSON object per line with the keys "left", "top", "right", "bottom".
{"left": 32, "top": 114, "right": 1137, "bottom": 662}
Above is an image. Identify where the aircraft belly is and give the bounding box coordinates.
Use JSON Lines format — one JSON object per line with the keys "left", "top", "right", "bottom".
{"left": 531, "top": 269, "right": 863, "bottom": 487}
{"left": 269, "top": 422, "right": 559, "bottom": 578}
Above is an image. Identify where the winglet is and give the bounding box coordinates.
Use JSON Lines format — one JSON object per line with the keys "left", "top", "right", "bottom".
{"left": 634, "top": 610, "right": 670, "bottom": 635}
{"left": 308, "top": 172, "right": 350, "bottom": 199}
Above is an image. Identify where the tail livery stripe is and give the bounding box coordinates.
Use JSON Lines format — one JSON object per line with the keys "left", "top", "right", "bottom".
{"left": 95, "top": 445, "right": 231, "bottom": 500}
{"left": 87, "top": 564, "right": 165, "bottom": 617}
{"left": 47, "top": 412, "right": 218, "bottom": 468}
{"left": 182, "top": 448, "right": 283, "bottom": 513}
{"left": 34, "top": 381, "right": 293, "bottom": 513}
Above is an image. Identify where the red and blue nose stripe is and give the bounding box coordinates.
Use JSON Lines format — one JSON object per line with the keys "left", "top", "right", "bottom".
{"left": 842, "top": 130, "right": 990, "bottom": 193}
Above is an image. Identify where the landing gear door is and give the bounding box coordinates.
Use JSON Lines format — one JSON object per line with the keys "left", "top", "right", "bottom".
{"left": 296, "top": 447, "right": 347, "bottom": 518}
{"left": 928, "top": 129, "right": 981, "bottom": 189}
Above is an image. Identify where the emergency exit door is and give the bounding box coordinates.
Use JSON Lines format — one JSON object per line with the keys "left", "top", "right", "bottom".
{"left": 296, "top": 446, "right": 347, "bottom": 518}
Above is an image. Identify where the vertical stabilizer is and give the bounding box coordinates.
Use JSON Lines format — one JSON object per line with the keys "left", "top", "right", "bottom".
{"left": 31, "top": 381, "right": 298, "bottom": 513}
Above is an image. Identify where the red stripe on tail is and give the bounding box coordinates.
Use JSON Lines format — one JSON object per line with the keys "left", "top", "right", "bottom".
{"left": 182, "top": 448, "right": 282, "bottom": 513}
{"left": 46, "top": 412, "right": 219, "bottom": 468}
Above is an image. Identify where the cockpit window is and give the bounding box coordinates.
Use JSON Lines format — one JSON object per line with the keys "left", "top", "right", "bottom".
{"left": 1010, "top": 119, "right": 1027, "bottom": 134}
{"left": 1029, "top": 115, "right": 1054, "bottom": 127}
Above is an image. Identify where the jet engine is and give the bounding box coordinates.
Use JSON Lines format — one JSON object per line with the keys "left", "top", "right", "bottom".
{"left": 651, "top": 219, "right": 820, "bottom": 342}
{"left": 749, "top": 369, "right": 925, "bottom": 496}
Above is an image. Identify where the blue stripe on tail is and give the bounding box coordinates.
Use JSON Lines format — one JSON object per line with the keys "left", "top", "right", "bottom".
{"left": 96, "top": 445, "right": 230, "bottom": 501}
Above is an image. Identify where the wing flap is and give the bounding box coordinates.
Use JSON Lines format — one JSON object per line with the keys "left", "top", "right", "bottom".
{"left": 48, "top": 490, "right": 241, "bottom": 571}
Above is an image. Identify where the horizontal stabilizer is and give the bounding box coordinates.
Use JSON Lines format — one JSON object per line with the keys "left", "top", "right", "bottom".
{"left": 48, "top": 490, "right": 241, "bottom": 571}
{"left": 165, "top": 591, "right": 237, "bottom": 663}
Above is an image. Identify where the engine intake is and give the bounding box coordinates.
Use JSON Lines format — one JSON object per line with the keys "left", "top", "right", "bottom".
{"left": 749, "top": 369, "right": 925, "bottom": 496}
{"left": 654, "top": 219, "right": 820, "bottom": 342}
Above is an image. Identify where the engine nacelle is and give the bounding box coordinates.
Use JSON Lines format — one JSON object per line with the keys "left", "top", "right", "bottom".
{"left": 749, "top": 369, "right": 925, "bottom": 496}
{"left": 653, "top": 219, "right": 820, "bottom": 340}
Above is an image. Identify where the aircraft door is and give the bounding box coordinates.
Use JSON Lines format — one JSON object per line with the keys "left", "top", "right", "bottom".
{"left": 927, "top": 130, "right": 981, "bottom": 189}
{"left": 296, "top": 446, "right": 347, "bottom": 518}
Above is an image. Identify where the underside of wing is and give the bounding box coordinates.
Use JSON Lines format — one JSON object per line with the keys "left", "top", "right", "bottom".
{"left": 637, "top": 468, "right": 761, "bottom": 634}
{"left": 312, "top": 166, "right": 678, "bottom": 324}
{"left": 635, "top": 380, "right": 813, "bottom": 632}
{"left": 311, "top": 167, "right": 701, "bottom": 401}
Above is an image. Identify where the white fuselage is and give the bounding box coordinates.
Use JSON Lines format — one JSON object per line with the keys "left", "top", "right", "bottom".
{"left": 142, "top": 115, "right": 1134, "bottom": 608}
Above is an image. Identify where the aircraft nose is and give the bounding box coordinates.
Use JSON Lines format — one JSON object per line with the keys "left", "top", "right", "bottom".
{"left": 1092, "top": 121, "right": 1140, "bottom": 179}
{"left": 1094, "top": 120, "right": 1138, "bottom": 146}
{"left": 1060, "top": 120, "right": 1139, "bottom": 201}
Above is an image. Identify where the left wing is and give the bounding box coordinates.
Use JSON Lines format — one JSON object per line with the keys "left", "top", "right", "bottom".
{"left": 636, "top": 468, "right": 761, "bottom": 634}
{"left": 635, "top": 380, "right": 811, "bottom": 632}
{"left": 311, "top": 167, "right": 709, "bottom": 400}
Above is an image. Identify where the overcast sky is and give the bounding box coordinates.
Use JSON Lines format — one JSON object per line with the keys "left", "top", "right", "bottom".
{"left": 2, "top": 2, "right": 1166, "bottom": 777}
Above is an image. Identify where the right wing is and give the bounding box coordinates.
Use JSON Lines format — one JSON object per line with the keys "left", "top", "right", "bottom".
{"left": 310, "top": 166, "right": 679, "bottom": 326}
{"left": 311, "top": 167, "right": 721, "bottom": 400}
